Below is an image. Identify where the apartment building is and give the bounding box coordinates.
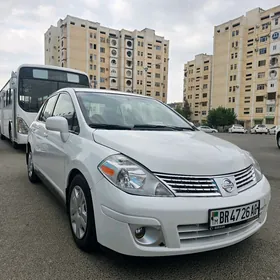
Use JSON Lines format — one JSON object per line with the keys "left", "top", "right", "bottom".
{"left": 44, "top": 15, "right": 169, "bottom": 102}
{"left": 183, "top": 53, "right": 212, "bottom": 124}
{"left": 212, "top": 6, "right": 280, "bottom": 127}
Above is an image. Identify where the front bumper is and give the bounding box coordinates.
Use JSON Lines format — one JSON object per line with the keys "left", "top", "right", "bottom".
{"left": 93, "top": 176, "right": 271, "bottom": 257}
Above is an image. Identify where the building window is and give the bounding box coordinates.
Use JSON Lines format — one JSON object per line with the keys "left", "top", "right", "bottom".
{"left": 155, "top": 73, "right": 160, "bottom": 78}
{"left": 90, "top": 64, "right": 93, "bottom": 70}
{"left": 203, "top": 84, "right": 208, "bottom": 89}
{"left": 275, "top": 18, "right": 279, "bottom": 25}
{"left": 266, "top": 118, "right": 274, "bottom": 125}
{"left": 232, "top": 31, "right": 235, "bottom": 36}
{"left": 256, "top": 96, "right": 264, "bottom": 102}
{"left": 233, "top": 86, "right": 236, "bottom": 92}
{"left": 256, "top": 107, "right": 263, "bottom": 113}
{"left": 100, "top": 37, "right": 106, "bottom": 43}
{"left": 204, "top": 66, "right": 209, "bottom": 70}
{"left": 202, "top": 102, "right": 207, "bottom": 106}
{"left": 100, "top": 57, "right": 105, "bottom": 63}
{"left": 156, "top": 46, "right": 161, "bottom": 50}
{"left": 155, "top": 92, "right": 160, "bottom": 96}
{"left": 100, "top": 77, "right": 105, "bottom": 83}
{"left": 204, "top": 75, "right": 208, "bottom": 79}
{"left": 232, "top": 97, "right": 235, "bottom": 102}
{"left": 229, "top": 97, "right": 231, "bottom": 102}
{"left": 234, "top": 75, "right": 236, "bottom": 81}
{"left": 235, "top": 53, "right": 238, "bottom": 58}
{"left": 259, "top": 48, "right": 267, "bottom": 55}
{"left": 231, "top": 53, "right": 234, "bottom": 59}
{"left": 260, "top": 36, "right": 267, "bottom": 42}
{"left": 262, "top": 23, "right": 269, "bottom": 30}
{"left": 100, "top": 47, "right": 105, "bottom": 53}
{"left": 257, "top": 84, "right": 265, "bottom": 90}
{"left": 258, "top": 72, "right": 265, "bottom": 78}
{"left": 202, "top": 93, "right": 207, "bottom": 98}
{"left": 100, "top": 67, "right": 105, "bottom": 73}
{"left": 229, "top": 86, "right": 232, "bottom": 92}
{"left": 230, "top": 64, "right": 233, "bottom": 70}
{"left": 258, "top": 60, "right": 266, "bottom": 67}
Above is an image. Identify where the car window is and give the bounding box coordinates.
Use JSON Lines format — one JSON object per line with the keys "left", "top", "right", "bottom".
{"left": 39, "top": 95, "right": 58, "bottom": 122}
{"left": 75, "top": 91, "right": 193, "bottom": 129}
{"left": 52, "top": 93, "right": 79, "bottom": 133}
{"left": 258, "top": 125, "right": 265, "bottom": 127}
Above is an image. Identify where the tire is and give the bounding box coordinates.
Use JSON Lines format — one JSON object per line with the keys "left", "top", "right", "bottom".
{"left": 9, "top": 125, "right": 18, "bottom": 149}
{"left": 277, "top": 133, "right": 280, "bottom": 149}
{"left": 67, "top": 174, "right": 98, "bottom": 253}
{"left": 27, "top": 148, "right": 40, "bottom": 183}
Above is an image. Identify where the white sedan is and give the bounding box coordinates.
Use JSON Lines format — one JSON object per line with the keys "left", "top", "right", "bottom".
{"left": 250, "top": 125, "right": 268, "bottom": 134}
{"left": 228, "top": 124, "right": 246, "bottom": 134}
{"left": 26, "top": 88, "right": 271, "bottom": 257}
{"left": 268, "top": 126, "right": 279, "bottom": 135}
{"left": 197, "top": 126, "right": 218, "bottom": 133}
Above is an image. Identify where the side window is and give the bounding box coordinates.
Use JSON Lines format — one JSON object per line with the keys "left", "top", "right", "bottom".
{"left": 53, "top": 93, "right": 79, "bottom": 133}
{"left": 39, "top": 95, "right": 58, "bottom": 122}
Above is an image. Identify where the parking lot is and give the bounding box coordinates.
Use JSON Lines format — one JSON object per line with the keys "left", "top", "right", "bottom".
{"left": 0, "top": 133, "right": 279, "bottom": 280}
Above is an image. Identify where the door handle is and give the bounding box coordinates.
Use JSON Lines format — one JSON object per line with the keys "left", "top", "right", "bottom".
{"left": 43, "top": 132, "right": 48, "bottom": 138}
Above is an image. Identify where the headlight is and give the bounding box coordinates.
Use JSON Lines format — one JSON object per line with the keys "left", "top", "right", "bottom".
{"left": 243, "top": 150, "right": 263, "bottom": 182}
{"left": 17, "top": 117, "right": 29, "bottom": 134}
{"left": 98, "top": 154, "right": 174, "bottom": 197}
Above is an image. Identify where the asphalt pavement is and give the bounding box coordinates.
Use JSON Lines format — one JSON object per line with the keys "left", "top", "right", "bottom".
{"left": 0, "top": 133, "right": 279, "bottom": 280}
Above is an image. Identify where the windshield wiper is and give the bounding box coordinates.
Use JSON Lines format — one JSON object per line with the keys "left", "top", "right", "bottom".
{"left": 89, "top": 124, "right": 132, "bottom": 130}
{"left": 133, "top": 124, "right": 195, "bottom": 131}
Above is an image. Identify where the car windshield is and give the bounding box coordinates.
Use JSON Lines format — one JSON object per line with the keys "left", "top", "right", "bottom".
{"left": 234, "top": 124, "right": 242, "bottom": 127}
{"left": 75, "top": 91, "right": 194, "bottom": 130}
{"left": 258, "top": 125, "right": 266, "bottom": 127}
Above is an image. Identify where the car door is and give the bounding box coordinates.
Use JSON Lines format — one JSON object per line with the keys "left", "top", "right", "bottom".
{"left": 42, "top": 92, "right": 80, "bottom": 193}
{"left": 32, "top": 94, "right": 58, "bottom": 173}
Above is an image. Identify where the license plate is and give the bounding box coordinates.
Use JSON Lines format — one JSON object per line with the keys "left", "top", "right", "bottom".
{"left": 208, "top": 200, "right": 260, "bottom": 230}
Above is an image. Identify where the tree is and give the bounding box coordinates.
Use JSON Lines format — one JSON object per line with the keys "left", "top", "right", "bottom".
{"left": 175, "top": 100, "right": 192, "bottom": 120}
{"left": 207, "top": 106, "right": 236, "bottom": 129}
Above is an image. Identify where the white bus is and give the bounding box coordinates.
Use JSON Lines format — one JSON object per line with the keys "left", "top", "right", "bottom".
{"left": 0, "top": 64, "right": 90, "bottom": 148}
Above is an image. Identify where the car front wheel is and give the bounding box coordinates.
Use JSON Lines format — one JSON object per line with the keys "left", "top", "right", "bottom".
{"left": 68, "top": 174, "right": 98, "bottom": 253}
{"left": 27, "top": 149, "right": 39, "bottom": 183}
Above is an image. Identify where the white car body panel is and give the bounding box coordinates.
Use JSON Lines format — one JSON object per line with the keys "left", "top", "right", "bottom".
{"left": 27, "top": 88, "right": 271, "bottom": 257}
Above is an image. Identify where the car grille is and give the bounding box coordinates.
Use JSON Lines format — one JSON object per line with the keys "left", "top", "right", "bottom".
{"left": 154, "top": 173, "right": 220, "bottom": 197}
{"left": 154, "top": 165, "right": 256, "bottom": 197}
{"left": 177, "top": 215, "right": 262, "bottom": 246}
{"left": 234, "top": 165, "right": 256, "bottom": 192}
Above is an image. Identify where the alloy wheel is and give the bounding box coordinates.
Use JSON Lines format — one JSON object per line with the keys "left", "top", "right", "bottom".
{"left": 70, "top": 186, "right": 88, "bottom": 239}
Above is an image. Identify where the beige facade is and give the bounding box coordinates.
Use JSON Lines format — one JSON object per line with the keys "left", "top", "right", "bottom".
{"left": 212, "top": 6, "right": 280, "bottom": 127}
{"left": 44, "top": 15, "right": 169, "bottom": 103}
{"left": 183, "top": 54, "right": 212, "bottom": 124}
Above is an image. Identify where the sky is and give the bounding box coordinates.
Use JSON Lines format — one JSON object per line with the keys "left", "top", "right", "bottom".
{"left": 0, "top": 0, "right": 280, "bottom": 103}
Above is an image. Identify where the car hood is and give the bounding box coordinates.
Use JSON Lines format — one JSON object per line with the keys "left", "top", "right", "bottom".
{"left": 93, "top": 130, "right": 252, "bottom": 175}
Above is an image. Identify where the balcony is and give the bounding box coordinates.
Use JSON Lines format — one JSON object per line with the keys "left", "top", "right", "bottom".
{"left": 265, "top": 111, "right": 275, "bottom": 117}
{"left": 266, "top": 99, "right": 276, "bottom": 105}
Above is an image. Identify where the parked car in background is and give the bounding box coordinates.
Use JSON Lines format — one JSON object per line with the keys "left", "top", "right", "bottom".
{"left": 228, "top": 124, "right": 246, "bottom": 134}
{"left": 268, "top": 126, "right": 279, "bottom": 135}
{"left": 250, "top": 125, "right": 268, "bottom": 134}
{"left": 197, "top": 126, "right": 218, "bottom": 133}
{"left": 26, "top": 88, "right": 271, "bottom": 257}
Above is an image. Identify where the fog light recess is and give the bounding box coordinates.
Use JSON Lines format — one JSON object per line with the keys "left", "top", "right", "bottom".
{"left": 130, "top": 225, "right": 165, "bottom": 247}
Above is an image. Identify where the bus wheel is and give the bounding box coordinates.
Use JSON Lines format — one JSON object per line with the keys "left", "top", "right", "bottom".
{"left": 9, "top": 126, "right": 18, "bottom": 149}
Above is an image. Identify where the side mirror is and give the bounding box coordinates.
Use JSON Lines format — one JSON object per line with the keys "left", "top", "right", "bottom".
{"left": 46, "top": 116, "right": 69, "bottom": 142}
